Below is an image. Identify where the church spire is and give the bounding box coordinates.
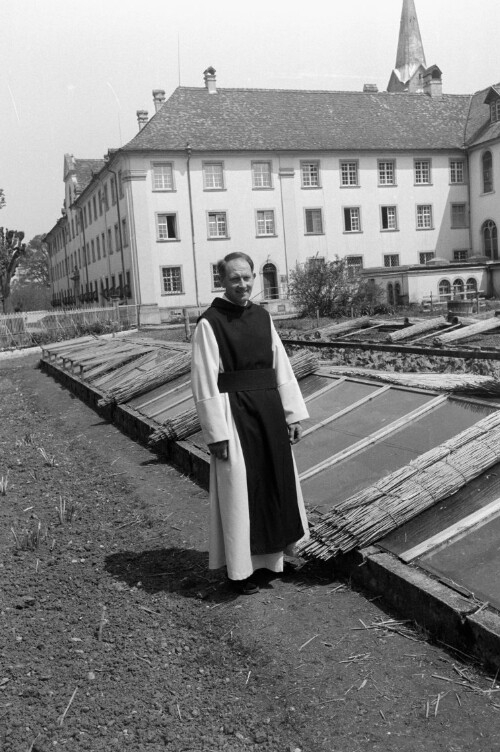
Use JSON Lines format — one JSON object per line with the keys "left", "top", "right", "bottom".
{"left": 387, "top": 0, "right": 427, "bottom": 92}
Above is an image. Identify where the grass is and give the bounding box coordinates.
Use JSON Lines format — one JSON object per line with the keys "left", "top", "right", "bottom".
{"left": 57, "top": 495, "right": 75, "bottom": 525}
{"left": 11, "top": 521, "right": 47, "bottom": 551}
{"left": 38, "top": 447, "right": 57, "bottom": 467}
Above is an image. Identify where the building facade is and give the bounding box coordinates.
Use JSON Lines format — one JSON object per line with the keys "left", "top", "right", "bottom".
{"left": 45, "top": 1, "right": 500, "bottom": 321}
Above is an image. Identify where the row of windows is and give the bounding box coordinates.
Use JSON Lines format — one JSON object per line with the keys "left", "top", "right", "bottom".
{"left": 51, "top": 220, "right": 128, "bottom": 280}
{"left": 151, "top": 158, "right": 466, "bottom": 193}
{"left": 65, "top": 172, "right": 125, "bottom": 243}
{"left": 53, "top": 272, "right": 132, "bottom": 300}
{"left": 306, "top": 251, "right": 470, "bottom": 270}
{"left": 155, "top": 203, "right": 469, "bottom": 241}
{"left": 160, "top": 263, "right": 223, "bottom": 295}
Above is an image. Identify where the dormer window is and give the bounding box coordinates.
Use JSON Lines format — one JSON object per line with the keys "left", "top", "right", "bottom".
{"left": 491, "top": 100, "right": 500, "bottom": 123}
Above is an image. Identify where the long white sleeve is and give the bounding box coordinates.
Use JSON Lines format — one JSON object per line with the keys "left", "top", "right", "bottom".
{"left": 271, "top": 321, "right": 309, "bottom": 424}
{"left": 191, "top": 319, "right": 229, "bottom": 445}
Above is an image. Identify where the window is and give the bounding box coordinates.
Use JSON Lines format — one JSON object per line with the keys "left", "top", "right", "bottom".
{"left": 453, "top": 278, "right": 465, "bottom": 298}
{"left": 414, "top": 159, "right": 431, "bottom": 184}
{"left": 482, "top": 219, "right": 498, "bottom": 259}
{"left": 101, "top": 232, "right": 106, "bottom": 258}
{"left": 378, "top": 160, "right": 395, "bottom": 185}
{"left": 207, "top": 212, "right": 228, "bottom": 238}
{"left": 157, "top": 213, "right": 178, "bottom": 240}
{"left": 346, "top": 256, "right": 363, "bottom": 278}
{"left": 111, "top": 179, "right": 117, "bottom": 205}
{"left": 301, "top": 162, "right": 320, "bottom": 188}
{"left": 343, "top": 207, "right": 361, "bottom": 232}
{"left": 416, "top": 205, "right": 433, "bottom": 229}
{"left": 98, "top": 190, "right": 103, "bottom": 216}
{"left": 466, "top": 278, "right": 478, "bottom": 298}
{"left": 483, "top": 151, "right": 493, "bottom": 193}
{"left": 153, "top": 163, "right": 174, "bottom": 191}
{"left": 114, "top": 223, "right": 120, "bottom": 252}
{"left": 122, "top": 218, "right": 128, "bottom": 246}
{"left": 96, "top": 236, "right": 101, "bottom": 260}
{"left": 91, "top": 239, "right": 96, "bottom": 263}
{"left": 307, "top": 256, "right": 326, "bottom": 269}
{"left": 491, "top": 101, "right": 500, "bottom": 123}
{"left": 108, "top": 228, "right": 113, "bottom": 254}
{"left": 118, "top": 170, "right": 124, "bottom": 199}
{"left": 252, "top": 162, "right": 272, "bottom": 189}
{"left": 304, "top": 208, "right": 323, "bottom": 234}
{"left": 451, "top": 203, "right": 468, "bottom": 228}
{"left": 83, "top": 206, "right": 87, "bottom": 228}
{"left": 384, "top": 254, "right": 400, "bottom": 267}
{"left": 439, "top": 279, "right": 451, "bottom": 301}
{"left": 93, "top": 196, "right": 97, "bottom": 221}
{"left": 450, "top": 160, "right": 465, "bottom": 184}
{"left": 419, "top": 252, "right": 434, "bottom": 265}
{"left": 256, "top": 210, "right": 275, "bottom": 236}
{"left": 453, "top": 249, "right": 468, "bottom": 261}
{"left": 161, "top": 266, "right": 183, "bottom": 294}
{"left": 203, "top": 162, "right": 224, "bottom": 190}
{"left": 381, "top": 206, "right": 397, "bottom": 230}
{"left": 340, "top": 161, "right": 358, "bottom": 186}
{"left": 211, "top": 264, "right": 224, "bottom": 290}
{"left": 103, "top": 184, "right": 109, "bottom": 211}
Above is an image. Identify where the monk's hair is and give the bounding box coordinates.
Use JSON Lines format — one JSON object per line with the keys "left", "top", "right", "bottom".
{"left": 217, "top": 252, "right": 255, "bottom": 281}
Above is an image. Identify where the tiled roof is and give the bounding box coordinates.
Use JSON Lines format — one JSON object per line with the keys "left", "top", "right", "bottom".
{"left": 123, "top": 86, "right": 473, "bottom": 153}
{"left": 73, "top": 159, "right": 106, "bottom": 193}
{"left": 466, "top": 87, "right": 500, "bottom": 148}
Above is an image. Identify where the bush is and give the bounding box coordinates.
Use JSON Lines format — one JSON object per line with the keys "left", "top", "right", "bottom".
{"left": 288, "top": 257, "right": 385, "bottom": 317}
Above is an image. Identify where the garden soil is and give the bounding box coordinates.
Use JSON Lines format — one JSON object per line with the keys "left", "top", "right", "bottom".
{"left": 2, "top": 353, "right": 500, "bottom": 752}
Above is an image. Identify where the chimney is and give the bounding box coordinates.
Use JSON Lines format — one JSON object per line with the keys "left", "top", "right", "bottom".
{"left": 136, "top": 109, "right": 148, "bottom": 130}
{"left": 203, "top": 66, "right": 217, "bottom": 94}
{"left": 152, "top": 89, "right": 166, "bottom": 112}
{"left": 423, "top": 65, "right": 443, "bottom": 98}
{"left": 363, "top": 83, "right": 378, "bottom": 92}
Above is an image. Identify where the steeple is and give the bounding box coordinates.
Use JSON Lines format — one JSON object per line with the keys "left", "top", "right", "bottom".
{"left": 387, "top": 0, "right": 427, "bottom": 93}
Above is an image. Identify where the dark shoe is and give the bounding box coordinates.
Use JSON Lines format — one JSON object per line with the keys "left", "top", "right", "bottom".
{"left": 230, "top": 577, "right": 259, "bottom": 595}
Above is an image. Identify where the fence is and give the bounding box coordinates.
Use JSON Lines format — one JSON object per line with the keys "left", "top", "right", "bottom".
{"left": 0, "top": 305, "right": 138, "bottom": 351}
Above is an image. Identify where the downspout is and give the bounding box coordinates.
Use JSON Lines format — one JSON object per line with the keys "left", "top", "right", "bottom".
{"left": 63, "top": 221, "right": 70, "bottom": 303}
{"left": 79, "top": 207, "right": 89, "bottom": 293}
{"left": 277, "top": 155, "right": 290, "bottom": 294}
{"left": 105, "top": 163, "right": 128, "bottom": 299}
{"left": 186, "top": 144, "right": 201, "bottom": 312}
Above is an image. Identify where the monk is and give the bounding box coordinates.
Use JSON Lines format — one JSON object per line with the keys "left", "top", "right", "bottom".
{"left": 191, "top": 252, "right": 309, "bottom": 594}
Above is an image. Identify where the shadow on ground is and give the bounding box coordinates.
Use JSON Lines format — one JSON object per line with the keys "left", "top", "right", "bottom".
{"left": 104, "top": 546, "right": 338, "bottom": 604}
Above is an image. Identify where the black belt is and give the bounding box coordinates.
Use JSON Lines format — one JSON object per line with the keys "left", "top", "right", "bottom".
{"left": 217, "top": 369, "right": 277, "bottom": 393}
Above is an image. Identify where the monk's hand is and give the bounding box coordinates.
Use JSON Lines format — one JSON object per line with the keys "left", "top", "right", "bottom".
{"left": 288, "top": 422, "right": 302, "bottom": 445}
{"left": 208, "top": 440, "right": 229, "bottom": 460}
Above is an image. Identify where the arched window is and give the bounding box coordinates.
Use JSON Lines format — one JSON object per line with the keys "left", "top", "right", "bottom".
{"left": 466, "top": 278, "right": 478, "bottom": 299}
{"left": 262, "top": 262, "right": 279, "bottom": 299}
{"left": 483, "top": 151, "right": 493, "bottom": 193}
{"left": 482, "top": 220, "right": 498, "bottom": 259}
{"left": 452, "top": 279, "right": 465, "bottom": 299}
{"left": 438, "top": 279, "right": 451, "bottom": 301}
{"left": 387, "top": 283, "right": 394, "bottom": 306}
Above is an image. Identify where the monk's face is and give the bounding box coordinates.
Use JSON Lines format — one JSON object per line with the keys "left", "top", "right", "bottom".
{"left": 221, "top": 259, "right": 256, "bottom": 306}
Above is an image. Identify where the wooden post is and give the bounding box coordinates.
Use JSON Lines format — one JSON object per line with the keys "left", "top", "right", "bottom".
{"left": 183, "top": 308, "right": 191, "bottom": 341}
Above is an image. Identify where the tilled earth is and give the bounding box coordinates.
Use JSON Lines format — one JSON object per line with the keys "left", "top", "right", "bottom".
{"left": 2, "top": 353, "right": 500, "bottom": 751}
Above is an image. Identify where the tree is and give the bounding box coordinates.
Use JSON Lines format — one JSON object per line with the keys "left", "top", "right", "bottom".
{"left": 0, "top": 227, "right": 27, "bottom": 313}
{"left": 11, "top": 235, "right": 51, "bottom": 311}
{"left": 288, "top": 256, "right": 384, "bottom": 317}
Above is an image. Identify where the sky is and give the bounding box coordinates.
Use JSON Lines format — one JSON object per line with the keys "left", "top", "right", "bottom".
{"left": 1, "top": 0, "right": 499, "bottom": 242}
